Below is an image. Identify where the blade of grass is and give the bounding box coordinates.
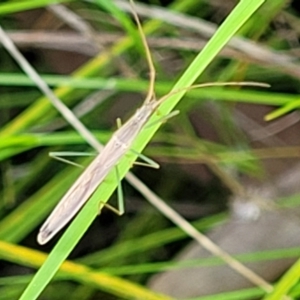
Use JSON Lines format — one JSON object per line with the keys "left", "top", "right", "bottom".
{"left": 0, "top": 240, "right": 172, "bottom": 300}
{"left": 0, "top": 73, "right": 294, "bottom": 105}
{"left": 0, "top": 0, "right": 74, "bottom": 15}
{"left": 94, "top": 0, "right": 143, "bottom": 50}
{"left": 265, "top": 100, "right": 300, "bottom": 121}
{"left": 262, "top": 258, "right": 300, "bottom": 300}
{"left": 98, "top": 247, "right": 300, "bottom": 275}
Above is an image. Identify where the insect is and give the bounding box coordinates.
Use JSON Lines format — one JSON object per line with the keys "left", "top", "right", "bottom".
{"left": 37, "top": 1, "right": 268, "bottom": 245}
{"left": 37, "top": 0, "right": 169, "bottom": 245}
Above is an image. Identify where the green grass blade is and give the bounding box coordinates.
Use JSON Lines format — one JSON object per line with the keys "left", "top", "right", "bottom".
{"left": 0, "top": 240, "right": 172, "bottom": 300}
{"left": 0, "top": 0, "right": 73, "bottom": 15}
{"left": 262, "top": 258, "right": 300, "bottom": 300}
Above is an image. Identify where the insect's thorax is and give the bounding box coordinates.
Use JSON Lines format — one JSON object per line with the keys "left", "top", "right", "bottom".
{"left": 111, "top": 100, "right": 159, "bottom": 149}
{"left": 134, "top": 101, "right": 157, "bottom": 124}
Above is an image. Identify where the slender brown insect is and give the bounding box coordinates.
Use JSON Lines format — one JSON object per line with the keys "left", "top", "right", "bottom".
{"left": 37, "top": 0, "right": 165, "bottom": 244}
{"left": 37, "top": 0, "right": 268, "bottom": 244}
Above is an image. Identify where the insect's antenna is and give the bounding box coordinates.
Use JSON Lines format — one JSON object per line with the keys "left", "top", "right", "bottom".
{"left": 129, "top": 0, "right": 156, "bottom": 103}
{"left": 156, "top": 81, "right": 270, "bottom": 106}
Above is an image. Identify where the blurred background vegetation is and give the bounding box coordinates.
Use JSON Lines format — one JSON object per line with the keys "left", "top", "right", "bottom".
{"left": 1, "top": 0, "right": 300, "bottom": 299}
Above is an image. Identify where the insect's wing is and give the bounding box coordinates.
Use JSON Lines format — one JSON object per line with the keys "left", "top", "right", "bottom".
{"left": 37, "top": 154, "right": 109, "bottom": 245}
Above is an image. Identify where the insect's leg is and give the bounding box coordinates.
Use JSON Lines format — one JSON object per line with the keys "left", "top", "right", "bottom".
{"left": 146, "top": 110, "right": 180, "bottom": 129}
{"left": 97, "top": 166, "right": 125, "bottom": 216}
{"left": 130, "top": 0, "right": 156, "bottom": 103}
{"left": 49, "top": 151, "right": 96, "bottom": 168}
{"left": 116, "top": 117, "right": 122, "bottom": 129}
{"left": 115, "top": 165, "right": 125, "bottom": 215}
{"left": 130, "top": 148, "right": 160, "bottom": 169}
{"left": 128, "top": 110, "right": 180, "bottom": 169}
